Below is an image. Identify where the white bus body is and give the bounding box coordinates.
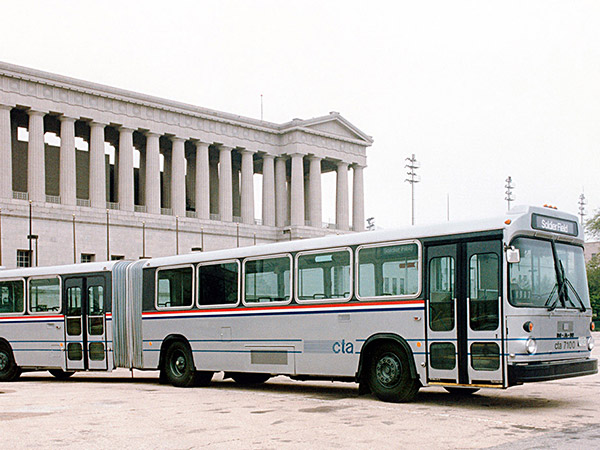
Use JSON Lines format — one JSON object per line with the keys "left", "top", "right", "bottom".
{"left": 0, "top": 206, "right": 596, "bottom": 402}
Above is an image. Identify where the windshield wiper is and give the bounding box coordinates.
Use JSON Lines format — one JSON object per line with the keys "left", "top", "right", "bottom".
{"left": 556, "top": 260, "right": 586, "bottom": 312}
{"left": 545, "top": 283, "right": 560, "bottom": 311}
{"left": 564, "top": 276, "right": 586, "bottom": 312}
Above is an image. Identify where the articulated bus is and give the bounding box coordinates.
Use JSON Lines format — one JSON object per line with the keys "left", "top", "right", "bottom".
{"left": 0, "top": 205, "right": 597, "bottom": 402}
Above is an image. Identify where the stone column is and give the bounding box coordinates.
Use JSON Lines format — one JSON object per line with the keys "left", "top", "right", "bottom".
{"left": 209, "top": 158, "right": 219, "bottom": 215}
{"left": 171, "top": 137, "right": 186, "bottom": 217}
{"left": 59, "top": 116, "right": 77, "bottom": 206}
{"left": 145, "top": 132, "right": 161, "bottom": 214}
{"left": 240, "top": 149, "right": 255, "bottom": 224}
{"left": 275, "top": 156, "right": 288, "bottom": 226}
{"left": 28, "top": 110, "right": 46, "bottom": 203}
{"left": 352, "top": 164, "right": 365, "bottom": 231}
{"left": 261, "top": 154, "right": 275, "bottom": 226}
{"left": 218, "top": 145, "right": 233, "bottom": 222}
{"left": 232, "top": 163, "right": 241, "bottom": 218}
{"left": 336, "top": 161, "right": 349, "bottom": 231}
{"left": 0, "top": 104, "right": 13, "bottom": 200}
{"left": 290, "top": 153, "right": 305, "bottom": 227}
{"left": 308, "top": 156, "right": 322, "bottom": 227}
{"left": 195, "top": 142, "right": 210, "bottom": 219}
{"left": 118, "top": 127, "right": 134, "bottom": 211}
{"left": 89, "top": 121, "right": 107, "bottom": 209}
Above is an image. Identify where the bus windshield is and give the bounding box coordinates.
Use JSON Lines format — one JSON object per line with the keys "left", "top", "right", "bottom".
{"left": 509, "top": 238, "right": 590, "bottom": 309}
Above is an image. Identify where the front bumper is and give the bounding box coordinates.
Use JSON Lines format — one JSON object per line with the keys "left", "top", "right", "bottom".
{"left": 508, "top": 358, "right": 598, "bottom": 386}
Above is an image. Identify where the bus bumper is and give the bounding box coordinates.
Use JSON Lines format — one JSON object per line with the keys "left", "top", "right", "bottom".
{"left": 508, "top": 358, "right": 598, "bottom": 385}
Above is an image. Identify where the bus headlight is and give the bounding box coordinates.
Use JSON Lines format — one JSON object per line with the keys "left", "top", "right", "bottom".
{"left": 588, "top": 336, "right": 595, "bottom": 351}
{"left": 526, "top": 338, "right": 537, "bottom": 354}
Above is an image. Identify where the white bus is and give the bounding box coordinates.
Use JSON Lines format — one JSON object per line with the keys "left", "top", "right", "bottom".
{"left": 0, "top": 205, "right": 596, "bottom": 402}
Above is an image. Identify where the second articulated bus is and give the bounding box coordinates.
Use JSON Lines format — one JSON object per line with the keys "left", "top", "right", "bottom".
{"left": 0, "top": 205, "right": 597, "bottom": 402}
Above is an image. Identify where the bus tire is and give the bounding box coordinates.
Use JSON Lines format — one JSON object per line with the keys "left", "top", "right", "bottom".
{"left": 49, "top": 369, "right": 75, "bottom": 380}
{"left": 367, "top": 343, "right": 419, "bottom": 403}
{"left": 230, "top": 372, "right": 271, "bottom": 385}
{"left": 444, "top": 387, "right": 479, "bottom": 395}
{"left": 0, "top": 344, "right": 21, "bottom": 382}
{"left": 164, "top": 341, "right": 196, "bottom": 387}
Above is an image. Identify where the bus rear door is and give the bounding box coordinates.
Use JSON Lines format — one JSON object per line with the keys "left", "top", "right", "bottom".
{"left": 64, "top": 275, "right": 108, "bottom": 371}
{"left": 426, "top": 240, "right": 503, "bottom": 386}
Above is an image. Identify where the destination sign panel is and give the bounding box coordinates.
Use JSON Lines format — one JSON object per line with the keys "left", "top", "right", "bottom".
{"left": 531, "top": 214, "right": 578, "bottom": 236}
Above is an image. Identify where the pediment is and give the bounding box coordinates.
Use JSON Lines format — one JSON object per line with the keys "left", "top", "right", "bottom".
{"left": 298, "top": 114, "right": 373, "bottom": 145}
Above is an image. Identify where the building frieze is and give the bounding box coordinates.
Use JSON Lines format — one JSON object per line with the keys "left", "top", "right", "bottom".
{"left": 0, "top": 63, "right": 371, "bottom": 157}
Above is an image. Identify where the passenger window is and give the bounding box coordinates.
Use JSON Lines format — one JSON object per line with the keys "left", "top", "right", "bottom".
{"left": 469, "top": 253, "right": 499, "bottom": 331}
{"left": 357, "top": 243, "right": 419, "bottom": 299}
{"left": 156, "top": 266, "right": 193, "bottom": 308}
{"left": 0, "top": 280, "right": 24, "bottom": 313}
{"left": 29, "top": 278, "right": 61, "bottom": 313}
{"left": 88, "top": 285, "right": 105, "bottom": 315}
{"left": 244, "top": 256, "right": 291, "bottom": 304}
{"left": 429, "top": 256, "right": 455, "bottom": 331}
{"left": 297, "top": 249, "right": 351, "bottom": 301}
{"left": 198, "top": 261, "right": 239, "bottom": 306}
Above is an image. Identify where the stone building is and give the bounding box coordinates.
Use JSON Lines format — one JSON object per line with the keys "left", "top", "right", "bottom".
{"left": 0, "top": 62, "right": 372, "bottom": 268}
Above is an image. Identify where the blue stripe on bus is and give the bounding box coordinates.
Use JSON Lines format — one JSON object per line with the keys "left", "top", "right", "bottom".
{"left": 506, "top": 337, "right": 588, "bottom": 341}
{"left": 13, "top": 349, "right": 62, "bottom": 352}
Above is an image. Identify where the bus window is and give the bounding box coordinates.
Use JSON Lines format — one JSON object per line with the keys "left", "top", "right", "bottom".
{"left": 357, "top": 242, "right": 420, "bottom": 300}
{"left": 0, "top": 280, "right": 24, "bottom": 313}
{"left": 297, "top": 249, "right": 351, "bottom": 302}
{"left": 469, "top": 253, "right": 499, "bottom": 331}
{"left": 198, "top": 261, "right": 239, "bottom": 307}
{"left": 156, "top": 266, "right": 193, "bottom": 309}
{"left": 244, "top": 255, "right": 291, "bottom": 304}
{"left": 509, "top": 239, "right": 556, "bottom": 308}
{"left": 29, "top": 278, "right": 60, "bottom": 313}
{"left": 429, "top": 256, "right": 454, "bottom": 331}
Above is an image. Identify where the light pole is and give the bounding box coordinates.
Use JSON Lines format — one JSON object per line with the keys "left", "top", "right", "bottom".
{"left": 405, "top": 154, "right": 420, "bottom": 225}
{"left": 505, "top": 176, "right": 515, "bottom": 211}
{"left": 72, "top": 214, "right": 76, "bottom": 263}
{"left": 578, "top": 193, "right": 587, "bottom": 227}
{"left": 175, "top": 216, "right": 179, "bottom": 255}
{"left": 142, "top": 221, "right": 146, "bottom": 258}
{"left": 106, "top": 209, "right": 110, "bottom": 261}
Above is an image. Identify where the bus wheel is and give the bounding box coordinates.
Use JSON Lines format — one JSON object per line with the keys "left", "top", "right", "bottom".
{"left": 231, "top": 372, "right": 271, "bottom": 385}
{"left": 367, "top": 343, "right": 419, "bottom": 403}
{"left": 49, "top": 369, "right": 75, "bottom": 380}
{"left": 444, "top": 387, "right": 479, "bottom": 395}
{"left": 164, "top": 341, "right": 196, "bottom": 387}
{"left": 0, "top": 344, "right": 21, "bottom": 382}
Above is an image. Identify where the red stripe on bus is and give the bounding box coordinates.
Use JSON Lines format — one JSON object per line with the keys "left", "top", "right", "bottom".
{"left": 142, "top": 300, "right": 425, "bottom": 316}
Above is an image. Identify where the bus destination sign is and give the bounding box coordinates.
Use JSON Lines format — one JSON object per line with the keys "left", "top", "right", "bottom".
{"left": 531, "top": 214, "right": 578, "bottom": 236}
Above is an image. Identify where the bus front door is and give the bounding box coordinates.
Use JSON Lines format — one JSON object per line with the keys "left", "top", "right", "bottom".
{"left": 426, "top": 240, "right": 503, "bottom": 387}
{"left": 64, "top": 276, "right": 108, "bottom": 371}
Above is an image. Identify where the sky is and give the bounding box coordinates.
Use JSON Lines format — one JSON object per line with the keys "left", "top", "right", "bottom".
{"left": 2, "top": 0, "right": 599, "bottom": 232}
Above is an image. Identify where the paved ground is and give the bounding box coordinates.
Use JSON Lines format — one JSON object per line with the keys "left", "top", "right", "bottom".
{"left": 1, "top": 335, "right": 599, "bottom": 449}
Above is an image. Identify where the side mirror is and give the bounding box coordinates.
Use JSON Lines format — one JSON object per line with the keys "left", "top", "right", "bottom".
{"left": 506, "top": 247, "right": 520, "bottom": 264}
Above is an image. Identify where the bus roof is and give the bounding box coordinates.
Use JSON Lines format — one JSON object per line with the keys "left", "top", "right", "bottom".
{"left": 0, "top": 205, "right": 581, "bottom": 276}
{"left": 141, "top": 205, "right": 581, "bottom": 269}
{"left": 0, "top": 260, "right": 124, "bottom": 279}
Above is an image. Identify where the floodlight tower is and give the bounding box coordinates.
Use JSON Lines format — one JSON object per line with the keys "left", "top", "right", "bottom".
{"left": 505, "top": 176, "right": 515, "bottom": 211}
{"left": 578, "top": 193, "right": 587, "bottom": 226}
{"left": 405, "top": 154, "right": 420, "bottom": 225}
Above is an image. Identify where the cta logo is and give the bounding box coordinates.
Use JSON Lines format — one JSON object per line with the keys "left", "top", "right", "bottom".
{"left": 332, "top": 339, "right": 355, "bottom": 354}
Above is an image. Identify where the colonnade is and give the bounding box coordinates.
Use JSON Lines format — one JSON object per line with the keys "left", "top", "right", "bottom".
{"left": 0, "top": 105, "right": 365, "bottom": 231}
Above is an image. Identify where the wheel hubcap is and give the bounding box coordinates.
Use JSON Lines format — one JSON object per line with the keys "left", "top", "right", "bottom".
{"left": 171, "top": 352, "right": 186, "bottom": 377}
{"left": 376, "top": 353, "right": 401, "bottom": 387}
